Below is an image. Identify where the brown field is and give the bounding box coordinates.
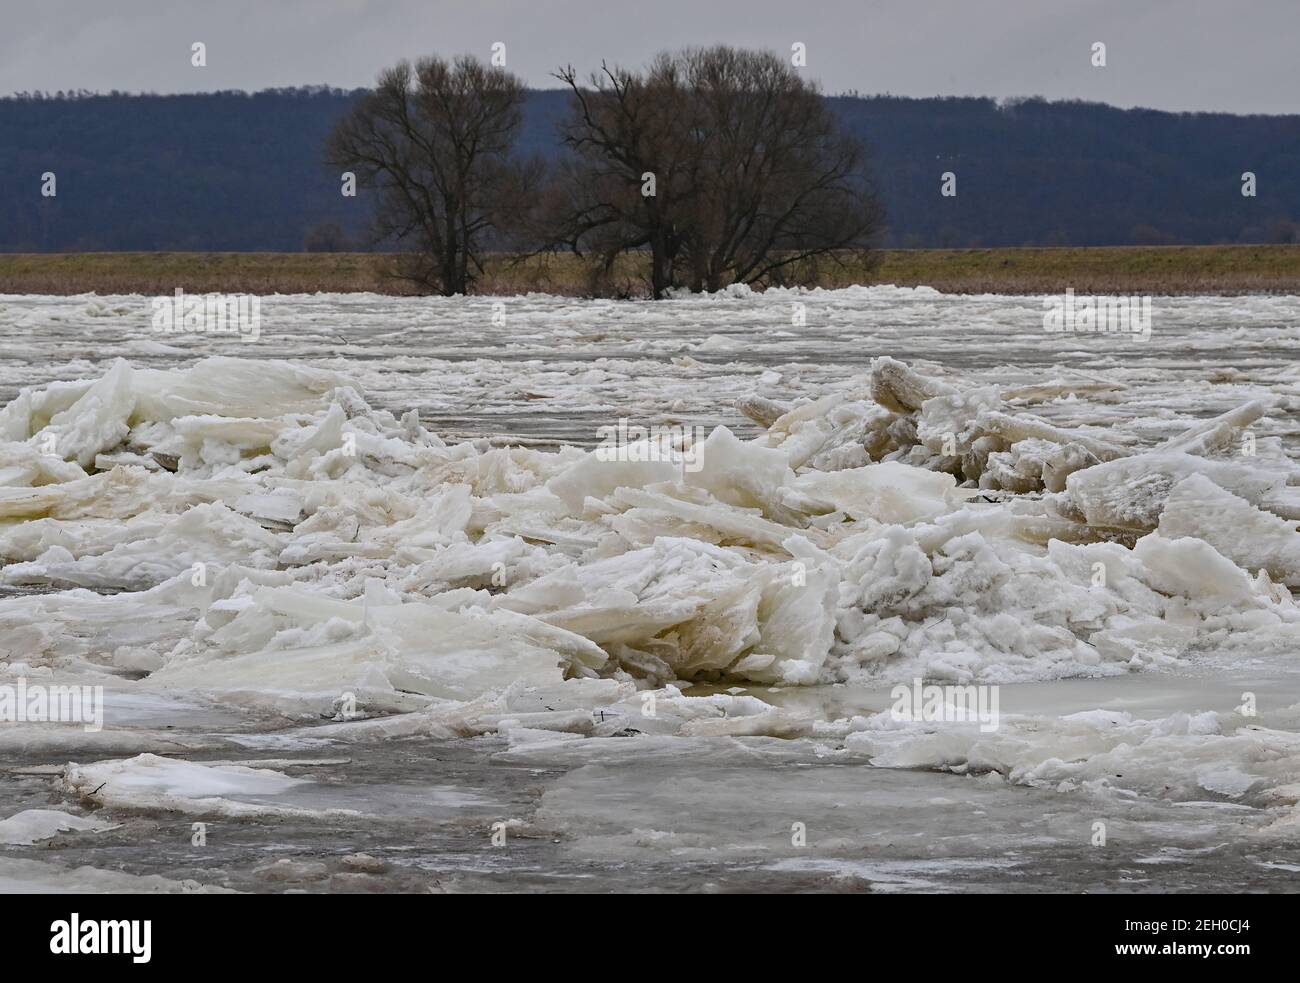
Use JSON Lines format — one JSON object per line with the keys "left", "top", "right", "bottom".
{"left": 3, "top": 244, "right": 1300, "bottom": 296}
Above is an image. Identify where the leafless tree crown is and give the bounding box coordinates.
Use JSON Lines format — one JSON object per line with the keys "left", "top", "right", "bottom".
{"left": 327, "top": 55, "right": 532, "bottom": 295}
{"left": 549, "top": 46, "right": 884, "bottom": 298}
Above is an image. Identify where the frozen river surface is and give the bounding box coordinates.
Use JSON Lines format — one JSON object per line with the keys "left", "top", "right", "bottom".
{"left": 1, "top": 285, "right": 1298, "bottom": 893}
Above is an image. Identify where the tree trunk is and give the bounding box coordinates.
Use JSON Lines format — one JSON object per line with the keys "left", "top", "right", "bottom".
{"left": 650, "top": 231, "right": 671, "bottom": 300}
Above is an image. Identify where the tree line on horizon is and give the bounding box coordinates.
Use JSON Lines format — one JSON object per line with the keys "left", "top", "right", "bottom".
{"left": 3, "top": 78, "right": 1298, "bottom": 278}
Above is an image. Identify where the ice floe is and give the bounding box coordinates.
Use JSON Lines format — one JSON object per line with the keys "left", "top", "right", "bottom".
{"left": 0, "top": 289, "right": 1298, "bottom": 854}
{"left": 0, "top": 808, "right": 119, "bottom": 845}
{"left": 0, "top": 347, "right": 1294, "bottom": 707}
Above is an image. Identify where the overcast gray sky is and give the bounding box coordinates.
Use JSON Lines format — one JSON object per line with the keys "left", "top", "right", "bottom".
{"left": 3, "top": 0, "right": 1297, "bottom": 114}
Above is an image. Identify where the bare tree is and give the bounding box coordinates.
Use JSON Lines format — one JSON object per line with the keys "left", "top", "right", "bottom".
{"left": 549, "top": 57, "right": 699, "bottom": 300}
{"left": 327, "top": 55, "right": 532, "bottom": 295}
{"left": 675, "top": 48, "right": 884, "bottom": 291}
{"left": 551, "top": 46, "right": 883, "bottom": 298}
